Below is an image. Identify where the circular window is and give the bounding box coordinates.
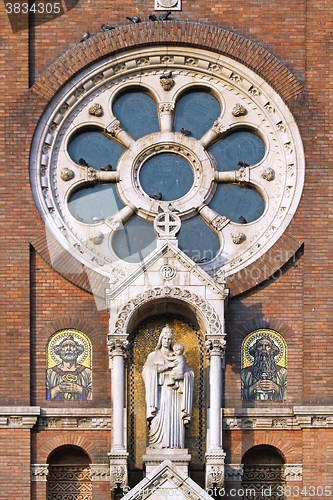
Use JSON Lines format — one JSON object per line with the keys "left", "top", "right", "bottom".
{"left": 139, "top": 153, "right": 194, "bottom": 201}
{"left": 30, "top": 46, "right": 304, "bottom": 278}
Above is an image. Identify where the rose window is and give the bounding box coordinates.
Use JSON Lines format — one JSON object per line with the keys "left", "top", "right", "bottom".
{"left": 30, "top": 46, "right": 304, "bottom": 279}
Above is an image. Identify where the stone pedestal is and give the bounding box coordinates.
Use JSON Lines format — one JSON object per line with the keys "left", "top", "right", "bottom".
{"left": 143, "top": 448, "right": 191, "bottom": 475}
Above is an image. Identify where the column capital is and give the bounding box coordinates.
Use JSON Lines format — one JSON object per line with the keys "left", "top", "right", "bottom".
{"left": 107, "top": 337, "right": 129, "bottom": 359}
{"left": 205, "top": 338, "right": 226, "bottom": 358}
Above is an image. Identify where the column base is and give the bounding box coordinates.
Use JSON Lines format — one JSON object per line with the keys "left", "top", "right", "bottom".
{"left": 143, "top": 448, "right": 191, "bottom": 475}
{"left": 205, "top": 450, "right": 226, "bottom": 489}
{"left": 108, "top": 451, "right": 128, "bottom": 491}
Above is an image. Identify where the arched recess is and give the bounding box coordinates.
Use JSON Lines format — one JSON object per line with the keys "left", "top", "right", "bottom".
{"left": 241, "top": 445, "right": 285, "bottom": 500}
{"left": 47, "top": 445, "right": 92, "bottom": 500}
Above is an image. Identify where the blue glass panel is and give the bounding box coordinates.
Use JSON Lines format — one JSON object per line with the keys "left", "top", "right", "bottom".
{"left": 112, "top": 216, "right": 157, "bottom": 263}
{"left": 112, "top": 91, "right": 160, "bottom": 140}
{"left": 68, "top": 184, "right": 124, "bottom": 224}
{"left": 209, "top": 184, "right": 265, "bottom": 223}
{"left": 174, "top": 91, "right": 221, "bottom": 139}
{"left": 209, "top": 130, "right": 265, "bottom": 171}
{"left": 140, "top": 153, "right": 194, "bottom": 201}
{"left": 68, "top": 130, "right": 125, "bottom": 170}
{"left": 177, "top": 216, "right": 220, "bottom": 262}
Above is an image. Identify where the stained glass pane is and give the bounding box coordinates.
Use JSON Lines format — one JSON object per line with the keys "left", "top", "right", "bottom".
{"left": 112, "top": 216, "right": 157, "bottom": 263}
{"left": 68, "top": 130, "right": 125, "bottom": 170}
{"left": 113, "top": 91, "right": 160, "bottom": 140}
{"left": 68, "top": 184, "right": 124, "bottom": 224}
{"left": 174, "top": 90, "right": 221, "bottom": 140}
{"left": 209, "top": 130, "right": 265, "bottom": 171}
{"left": 140, "top": 153, "right": 194, "bottom": 201}
{"left": 178, "top": 216, "right": 220, "bottom": 262}
{"left": 209, "top": 184, "right": 265, "bottom": 223}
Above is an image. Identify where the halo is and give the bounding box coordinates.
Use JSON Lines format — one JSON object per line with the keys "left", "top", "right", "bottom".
{"left": 241, "top": 329, "right": 287, "bottom": 369}
{"left": 47, "top": 329, "right": 92, "bottom": 369}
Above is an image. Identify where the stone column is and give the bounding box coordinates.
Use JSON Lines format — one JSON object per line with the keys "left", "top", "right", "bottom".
{"left": 159, "top": 103, "right": 175, "bottom": 132}
{"left": 108, "top": 339, "right": 129, "bottom": 491}
{"left": 205, "top": 339, "right": 226, "bottom": 489}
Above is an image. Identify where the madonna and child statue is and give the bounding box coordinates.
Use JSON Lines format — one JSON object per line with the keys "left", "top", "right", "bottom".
{"left": 142, "top": 325, "right": 194, "bottom": 449}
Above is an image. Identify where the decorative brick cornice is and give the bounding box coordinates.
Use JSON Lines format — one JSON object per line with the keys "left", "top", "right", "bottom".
{"left": 31, "top": 22, "right": 303, "bottom": 103}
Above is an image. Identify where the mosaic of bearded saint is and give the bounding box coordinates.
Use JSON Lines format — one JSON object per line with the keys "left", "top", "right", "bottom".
{"left": 46, "top": 333, "right": 92, "bottom": 400}
{"left": 241, "top": 333, "right": 287, "bottom": 400}
{"left": 142, "top": 325, "right": 194, "bottom": 448}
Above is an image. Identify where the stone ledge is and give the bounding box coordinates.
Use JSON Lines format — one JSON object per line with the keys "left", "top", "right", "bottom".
{"left": 223, "top": 406, "right": 333, "bottom": 430}
{"left": 0, "top": 406, "right": 40, "bottom": 428}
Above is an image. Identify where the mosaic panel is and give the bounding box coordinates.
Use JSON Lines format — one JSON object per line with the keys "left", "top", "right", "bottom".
{"left": 46, "top": 329, "right": 92, "bottom": 400}
{"left": 241, "top": 329, "right": 287, "bottom": 401}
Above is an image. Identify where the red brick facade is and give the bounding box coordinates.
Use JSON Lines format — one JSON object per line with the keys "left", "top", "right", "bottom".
{"left": 1, "top": 0, "right": 332, "bottom": 498}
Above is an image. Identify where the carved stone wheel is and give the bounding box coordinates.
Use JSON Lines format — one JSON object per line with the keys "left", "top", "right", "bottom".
{"left": 30, "top": 46, "right": 304, "bottom": 280}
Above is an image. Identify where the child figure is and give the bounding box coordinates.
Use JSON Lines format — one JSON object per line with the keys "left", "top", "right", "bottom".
{"left": 167, "top": 343, "right": 186, "bottom": 392}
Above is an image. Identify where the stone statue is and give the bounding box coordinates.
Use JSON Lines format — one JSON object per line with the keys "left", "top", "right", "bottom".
{"left": 142, "top": 325, "right": 194, "bottom": 449}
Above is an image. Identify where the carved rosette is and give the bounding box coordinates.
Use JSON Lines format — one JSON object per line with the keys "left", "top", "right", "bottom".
{"left": 205, "top": 338, "right": 226, "bottom": 359}
{"left": 107, "top": 338, "right": 129, "bottom": 358}
{"left": 90, "top": 464, "right": 110, "bottom": 481}
{"left": 89, "top": 232, "right": 103, "bottom": 245}
{"left": 60, "top": 167, "right": 74, "bottom": 181}
{"left": 231, "top": 232, "right": 246, "bottom": 244}
{"left": 232, "top": 103, "right": 247, "bottom": 116}
{"left": 261, "top": 167, "right": 275, "bottom": 181}
{"left": 160, "top": 78, "right": 175, "bottom": 91}
{"left": 224, "top": 464, "right": 244, "bottom": 482}
{"left": 88, "top": 103, "right": 103, "bottom": 116}
{"left": 31, "top": 464, "right": 49, "bottom": 481}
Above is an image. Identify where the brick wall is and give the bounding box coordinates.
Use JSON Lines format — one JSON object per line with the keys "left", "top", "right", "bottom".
{"left": 1, "top": 0, "right": 332, "bottom": 497}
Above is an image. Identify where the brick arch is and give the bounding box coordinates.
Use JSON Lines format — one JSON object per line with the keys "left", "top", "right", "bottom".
{"left": 39, "top": 317, "right": 100, "bottom": 341}
{"left": 31, "top": 21, "right": 303, "bottom": 103}
{"left": 39, "top": 433, "right": 100, "bottom": 462}
{"left": 234, "top": 317, "right": 296, "bottom": 342}
{"left": 233, "top": 436, "right": 296, "bottom": 463}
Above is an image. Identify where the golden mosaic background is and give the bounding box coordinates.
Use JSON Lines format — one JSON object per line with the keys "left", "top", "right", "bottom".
{"left": 46, "top": 329, "right": 92, "bottom": 369}
{"left": 128, "top": 315, "right": 206, "bottom": 467}
{"left": 241, "top": 329, "right": 287, "bottom": 369}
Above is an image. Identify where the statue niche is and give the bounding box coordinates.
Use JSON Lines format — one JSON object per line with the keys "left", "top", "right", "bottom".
{"left": 142, "top": 324, "right": 194, "bottom": 449}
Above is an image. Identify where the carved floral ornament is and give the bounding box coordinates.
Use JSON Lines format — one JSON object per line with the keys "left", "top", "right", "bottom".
{"left": 30, "top": 45, "right": 305, "bottom": 282}
{"left": 109, "top": 286, "right": 222, "bottom": 340}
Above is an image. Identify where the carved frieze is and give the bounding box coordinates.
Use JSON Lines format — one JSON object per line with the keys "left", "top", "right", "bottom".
{"left": 90, "top": 464, "right": 110, "bottom": 481}
{"left": 284, "top": 464, "right": 303, "bottom": 481}
{"left": 225, "top": 464, "right": 244, "bottom": 482}
{"left": 31, "top": 464, "right": 49, "bottom": 481}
